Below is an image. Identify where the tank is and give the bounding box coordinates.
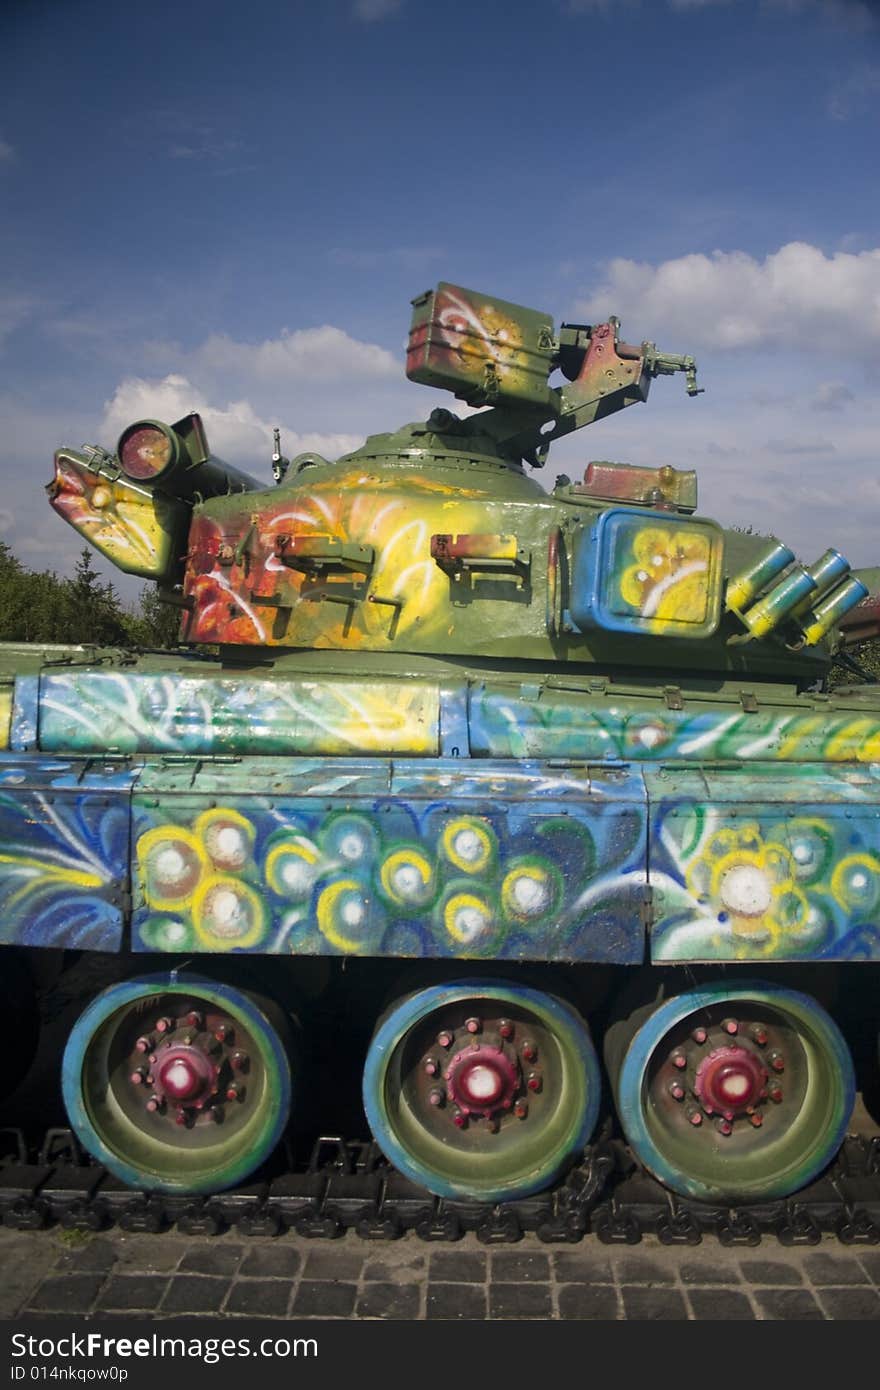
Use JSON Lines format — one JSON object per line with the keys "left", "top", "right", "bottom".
{"left": 3, "top": 280, "right": 879, "bottom": 1210}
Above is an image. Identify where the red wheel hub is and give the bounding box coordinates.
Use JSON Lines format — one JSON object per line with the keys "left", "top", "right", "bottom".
{"left": 154, "top": 1045, "right": 217, "bottom": 1104}
{"left": 694, "top": 1046, "right": 767, "bottom": 1119}
{"left": 445, "top": 1044, "right": 518, "bottom": 1117}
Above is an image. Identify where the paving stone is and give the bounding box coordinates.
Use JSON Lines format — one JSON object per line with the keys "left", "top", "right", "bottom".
{"left": 739, "top": 1259, "right": 803, "bottom": 1286}
{"left": 489, "top": 1282, "right": 552, "bottom": 1319}
{"left": 54, "top": 1237, "right": 119, "bottom": 1273}
{"left": 356, "top": 1282, "right": 421, "bottom": 1319}
{"left": 680, "top": 1260, "right": 741, "bottom": 1286}
{"left": 429, "top": 1250, "right": 487, "bottom": 1282}
{"left": 0, "top": 1238, "right": 58, "bottom": 1316}
{"left": 620, "top": 1288, "right": 688, "bottom": 1320}
{"left": 226, "top": 1279, "right": 292, "bottom": 1317}
{"left": 688, "top": 1289, "right": 754, "bottom": 1319}
{"left": 558, "top": 1285, "right": 620, "bottom": 1319}
{"left": 616, "top": 1255, "right": 676, "bottom": 1285}
{"left": 858, "top": 1251, "right": 880, "bottom": 1285}
{"left": 426, "top": 1282, "right": 487, "bottom": 1319}
{"left": 27, "top": 1274, "right": 105, "bottom": 1313}
{"left": 301, "top": 1248, "right": 366, "bottom": 1282}
{"left": 754, "top": 1288, "right": 824, "bottom": 1320}
{"left": 178, "top": 1244, "right": 244, "bottom": 1276}
{"left": 238, "top": 1245, "right": 303, "bottom": 1278}
{"left": 817, "top": 1287, "right": 880, "bottom": 1320}
{"left": 162, "top": 1276, "right": 229, "bottom": 1314}
{"left": 490, "top": 1250, "right": 551, "bottom": 1282}
{"left": 113, "top": 1236, "right": 189, "bottom": 1273}
{"left": 553, "top": 1252, "right": 614, "bottom": 1284}
{"left": 804, "top": 1252, "right": 870, "bottom": 1285}
{"left": 363, "top": 1254, "right": 427, "bottom": 1282}
{"left": 95, "top": 1275, "right": 168, "bottom": 1311}
{"left": 292, "top": 1280, "right": 358, "bottom": 1317}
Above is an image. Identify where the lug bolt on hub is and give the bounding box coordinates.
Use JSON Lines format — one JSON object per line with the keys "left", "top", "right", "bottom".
{"left": 231, "top": 1051, "right": 249, "bottom": 1072}
{"left": 186, "top": 1010, "right": 203, "bottom": 1028}
{"left": 465, "top": 1017, "right": 481, "bottom": 1035}
{"left": 452, "top": 1108, "right": 467, "bottom": 1129}
{"left": 691, "top": 1027, "right": 708, "bottom": 1044}
{"left": 686, "top": 1107, "right": 703, "bottom": 1126}
{"left": 514, "top": 1100, "right": 528, "bottom": 1119}
{"left": 134, "top": 1036, "right": 153, "bottom": 1054}
{"left": 526, "top": 1072, "right": 542, "bottom": 1093}
{"left": 671, "top": 1052, "right": 687, "bottom": 1070}
{"left": 750, "top": 1112, "right": 764, "bottom": 1127}
{"left": 155, "top": 1017, "right": 174, "bottom": 1034}
{"left": 521, "top": 1041, "right": 537, "bottom": 1062}
{"left": 499, "top": 1020, "right": 514, "bottom": 1039}
{"left": 769, "top": 1085, "right": 783, "bottom": 1103}
{"left": 715, "top": 1119, "right": 733, "bottom": 1137}
{"left": 721, "top": 1018, "right": 739, "bottom": 1036}
{"left": 669, "top": 1082, "right": 685, "bottom": 1101}
{"left": 437, "top": 1030, "right": 454, "bottom": 1049}
{"left": 769, "top": 1052, "right": 785, "bottom": 1073}
{"left": 750, "top": 1025, "right": 769, "bottom": 1046}
{"left": 424, "top": 1057, "right": 439, "bottom": 1076}
{"left": 428, "top": 1087, "right": 445, "bottom": 1107}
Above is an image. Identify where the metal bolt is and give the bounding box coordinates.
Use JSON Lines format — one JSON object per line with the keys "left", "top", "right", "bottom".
{"left": 226, "top": 1085, "right": 242, "bottom": 1102}
{"left": 768, "top": 1085, "right": 783, "bottom": 1104}
{"left": 669, "top": 1082, "right": 685, "bottom": 1101}
{"left": 134, "top": 1036, "right": 153, "bottom": 1054}
{"left": 686, "top": 1107, "right": 703, "bottom": 1126}
{"left": 499, "top": 1020, "right": 514, "bottom": 1039}
{"left": 691, "top": 1027, "right": 708, "bottom": 1044}
{"left": 174, "top": 1108, "right": 188, "bottom": 1127}
{"left": 521, "top": 1040, "right": 537, "bottom": 1063}
{"left": 671, "top": 1052, "right": 687, "bottom": 1070}
{"left": 428, "top": 1087, "right": 445, "bottom": 1107}
{"left": 129, "top": 1068, "right": 147, "bottom": 1085}
{"left": 214, "top": 1023, "right": 232, "bottom": 1043}
{"left": 465, "top": 1017, "right": 481, "bottom": 1035}
{"left": 722, "top": 1018, "right": 739, "bottom": 1036}
{"left": 750, "top": 1112, "right": 764, "bottom": 1128}
{"left": 232, "top": 1051, "right": 249, "bottom": 1072}
{"left": 749, "top": 1025, "right": 769, "bottom": 1046}
{"left": 437, "top": 1030, "right": 454, "bottom": 1049}
{"left": 186, "top": 1010, "right": 203, "bottom": 1028}
{"left": 514, "top": 1100, "right": 528, "bottom": 1119}
{"left": 527, "top": 1072, "right": 542, "bottom": 1093}
{"left": 424, "top": 1057, "right": 439, "bottom": 1076}
{"left": 146, "top": 1096, "right": 164, "bottom": 1114}
{"left": 715, "top": 1119, "right": 733, "bottom": 1136}
{"left": 452, "top": 1108, "right": 467, "bottom": 1129}
{"left": 769, "top": 1052, "right": 785, "bottom": 1073}
{"left": 155, "top": 1017, "right": 174, "bottom": 1034}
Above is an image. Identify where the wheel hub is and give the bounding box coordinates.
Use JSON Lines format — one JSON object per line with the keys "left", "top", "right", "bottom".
{"left": 126, "top": 1004, "right": 250, "bottom": 1128}
{"left": 445, "top": 1044, "right": 518, "bottom": 1117}
{"left": 693, "top": 1045, "right": 767, "bottom": 1119}
{"left": 656, "top": 1014, "right": 782, "bottom": 1136}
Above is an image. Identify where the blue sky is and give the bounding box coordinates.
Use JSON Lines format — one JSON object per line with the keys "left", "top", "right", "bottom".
{"left": 3, "top": 0, "right": 880, "bottom": 599}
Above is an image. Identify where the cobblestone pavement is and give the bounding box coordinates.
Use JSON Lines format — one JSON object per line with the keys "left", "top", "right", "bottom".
{"left": 1, "top": 1226, "right": 879, "bottom": 1321}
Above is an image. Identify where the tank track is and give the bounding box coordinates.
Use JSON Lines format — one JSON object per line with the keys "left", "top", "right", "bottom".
{"left": 1, "top": 1127, "right": 878, "bottom": 1247}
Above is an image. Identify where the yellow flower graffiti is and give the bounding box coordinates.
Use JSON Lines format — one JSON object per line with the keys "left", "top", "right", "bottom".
{"left": 685, "top": 823, "right": 809, "bottom": 947}
{"left": 620, "top": 526, "right": 711, "bottom": 625}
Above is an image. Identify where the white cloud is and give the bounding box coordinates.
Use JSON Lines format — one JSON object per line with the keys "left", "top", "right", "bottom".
{"left": 194, "top": 325, "right": 398, "bottom": 382}
{"left": 827, "top": 63, "right": 880, "bottom": 119}
{"left": 813, "top": 381, "right": 856, "bottom": 411}
{"left": 578, "top": 242, "right": 880, "bottom": 352}
{"left": 0, "top": 139, "right": 14, "bottom": 164}
{"left": 100, "top": 374, "right": 363, "bottom": 471}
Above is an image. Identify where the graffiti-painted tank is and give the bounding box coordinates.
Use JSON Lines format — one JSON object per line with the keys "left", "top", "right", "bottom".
{"left": 3, "top": 283, "right": 879, "bottom": 1206}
